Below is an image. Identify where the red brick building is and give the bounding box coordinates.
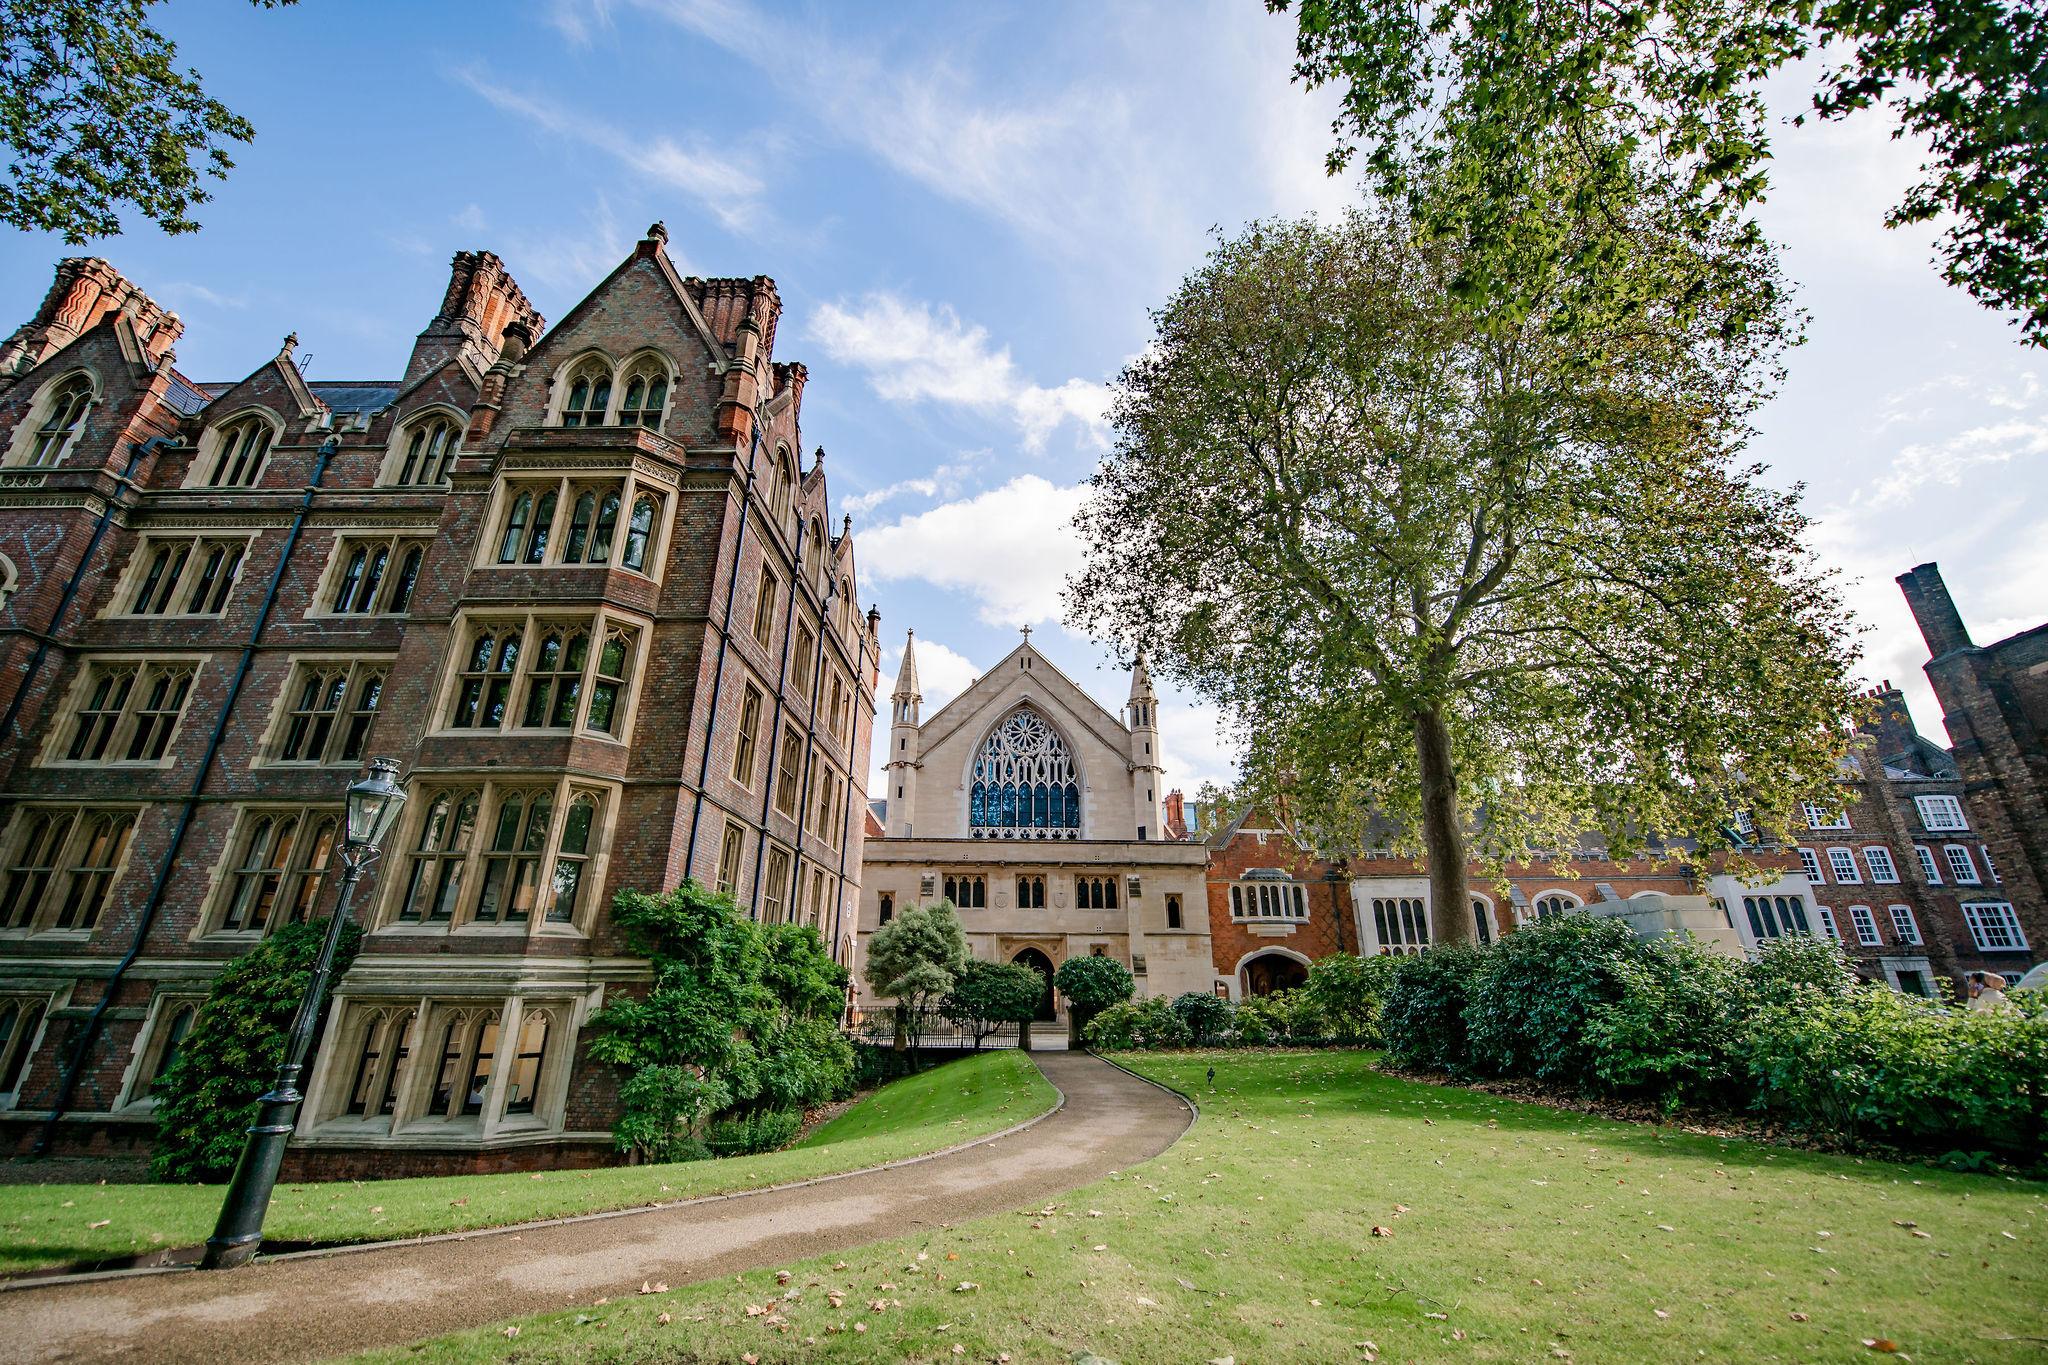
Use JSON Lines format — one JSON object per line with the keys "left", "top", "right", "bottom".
{"left": 0, "top": 231, "right": 877, "bottom": 1174}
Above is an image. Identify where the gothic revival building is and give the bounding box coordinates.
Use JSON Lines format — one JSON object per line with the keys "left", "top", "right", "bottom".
{"left": 0, "top": 231, "right": 877, "bottom": 1173}
{"left": 857, "top": 633, "right": 1212, "bottom": 1024}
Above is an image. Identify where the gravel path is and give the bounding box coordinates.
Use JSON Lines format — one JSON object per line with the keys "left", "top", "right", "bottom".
{"left": 0, "top": 1052, "right": 1189, "bottom": 1364}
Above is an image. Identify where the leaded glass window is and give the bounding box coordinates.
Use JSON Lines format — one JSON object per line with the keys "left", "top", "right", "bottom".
{"left": 969, "top": 708, "right": 1080, "bottom": 840}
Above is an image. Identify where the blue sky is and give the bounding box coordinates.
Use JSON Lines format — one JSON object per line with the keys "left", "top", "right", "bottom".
{"left": 4, "top": 0, "right": 2041, "bottom": 798}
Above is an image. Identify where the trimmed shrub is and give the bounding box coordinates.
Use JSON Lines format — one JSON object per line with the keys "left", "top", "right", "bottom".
{"left": 706, "top": 1106, "right": 803, "bottom": 1157}
{"left": 1055, "top": 954, "right": 1135, "bottom": 1035}
{"left": 1746, "top": 933, "right": 1858, "bottom": 1012}
{"left": 1379, "top": 944, "right": 1483, "bottom": 1074}
{"left": 1170, "top": 991, "right": 1235, "bottom": 1045}
{"left": 1301, "top": 953, "right": 1399, "bottom": 1045}
{"left": 1084, "top": 997, "right": 1193, "bottom": 1051}
{"left": 1232, "top": 991, "right": 1304, "bottom": 1046}
{"left": 1584, "top": 934, "right": 1749, "bottom": 1111}
{"left": 152, "top": 917, "right": 362, "bottom": 1183}
{"left": 1465, "top": 914, "right": 1641, "bottom": 1085}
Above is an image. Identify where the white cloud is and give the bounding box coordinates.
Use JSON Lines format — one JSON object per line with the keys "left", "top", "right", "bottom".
{"left": 161, "top": 281, "right": 246, "bottom": 309}
{"left": 858, "top": 475, "right": 1088, "bottom": 626}
{"left": 451, "top": 203, "right": 488, "bottom": 233}
{"left": 809, "top": 293, "right": 1108, "bottom": 450}
{"left": 1157, "top": 698, "right": 1241, "bottom": 797}
{"left": 544, "top": 0, "right": 614, "bottom": 44}
{"left": 453, "top": 65, "right": 766, "bottom": 233}
{"left": 499, "top": 197, "right": 635, "bottom": 296}
{"left": 1871, "top": 417, "right": 2048, "bottom": 506}
{"left": 878, "top": 635, "right": 981, "bottom": 714}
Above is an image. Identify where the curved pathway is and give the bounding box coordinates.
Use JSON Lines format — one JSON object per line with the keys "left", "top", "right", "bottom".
{"left": 0, "top": 1053, "right": 1189, "bottom": 1364}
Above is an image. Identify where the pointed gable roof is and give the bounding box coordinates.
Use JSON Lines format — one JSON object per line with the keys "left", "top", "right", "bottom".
{"left": 893, "top": 629, "right": 921, "bottom": 700}
{"left": 918, "top": 636, "right": 1131, "bottom": 760}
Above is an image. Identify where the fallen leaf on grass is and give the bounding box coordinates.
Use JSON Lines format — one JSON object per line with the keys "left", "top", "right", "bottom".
{"left": 1370, "top": 1226, "right": 1393, "bottom": 1238}
{"left": 88, "top": 1219, "right": 109, "bottom": 1229}
{"left": 1790, "top": 1312, "right": 1809, "bottom": 1322}
{"left": 1654, "top": 1309, "right": 1669, "bottom": 1320}
{"left": 853, "top": 1322, "right": 868, "bottom": 1334}
{"left": 1863, "top": 1340, "right": 1900, "bottom": 1353}
{"left": 503, "top": 1327, "right": 520, "bottom": 1340}
{"left": 954, "top": 1282, "right": 979, "bottom": 1293}
{"left": 1425, "top": 1312, "right": 1447, "bottom": 1321}
{"left": 657, "top": 1312, "right": 672, "bottom": 1325}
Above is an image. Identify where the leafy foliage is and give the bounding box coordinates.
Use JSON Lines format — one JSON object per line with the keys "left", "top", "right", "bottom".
{"left": 589, "top": 881, "right": 851, "bottom": 1161}
{"left": 864, "top": 901, "right": 970, "bottom": 1034}
{"left": 1584, "top": 935, "right": 1750, "bottom": 1111}
{"left": 1232, "top": 991, "right": 1311, "bottom": 1046}
{"left": 1067, "top": 204, "right": 1857, "bottom": 942}
{"left": 1170, "top": 991, "right": 1236, "bottom": 1045}
{"left": 1379, "top": 945, "right": 1484, "bottom": 1074}
{"left": 706, "top": 1107, "right": 803, "bottom": 1158}
{"left": 1300, "top": 953, "right": 1399, "bottom": 1046}
{"left": 1466, "top": 915, "right": 1641, "bottom": 1085}
{"left": 151, "top": 917, "right": 361, "bottom": 1183}
{"left": 942, "top": 959, "right": 1046, "bottom": 1047}
{"left": 1053, "top": 954, "right": 1135, "bottom": 1035}
{"left": 1082, "top": 997, "right": 1194, "bottom": 1052}
{"left": 1, "top": 1, "right": 295, "bottom": 242}
{"left": 1272, "top": 0, "right": 2048, "bottom": 345}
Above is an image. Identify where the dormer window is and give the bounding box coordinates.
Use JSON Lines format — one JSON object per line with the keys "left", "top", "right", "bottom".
{"left": 22, "top": 374, "right": 93, "bottom": 467}
{"left": 204, "top": 415, "right": 276, "bottom": 487}
{"left": 616, "top": 363, "right": 668, "bottom": 429}
{"left": 391, "top": 415, "right": 459, "bottom": 486}
{"left": 560, "top": 361, "right": 612, "bottom": 428}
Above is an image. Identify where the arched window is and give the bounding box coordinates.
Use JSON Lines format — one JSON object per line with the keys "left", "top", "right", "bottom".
{"left": 616, "top": 359, "right": 669, "bottom": 429}
{"left": 0, "top": 1000, "right": 46, "bottom": 1094}
{"left": 550, "top": 794, "right": 599, "bottom": 924}
{"left": 393, "top": 415, "right": 459, "bottom": 485}
{"left": 23, "top": 374, "right": 93, "bottom": 466}
{"left": 205, "top": 416, "right": 275, "bottom": 487}
{"left": 521, "top": 629, "right": 588, "bottom": 728}
{"left": 559, "top": 359, "right": 612, "bottom": 427}
{"left": 564, "top": 492, "right": 595, "bottom": 562}
{"left": 771, "top": 451, "right": 795, "bottom": 522}
{"left": 587, "top": 628, "right": 633, "bottom": 734}
{"left": 524, "top": 491, "right": 557, "bottom": 563}
{"left": 621, "top": 495, "right": 656, "bottom": 572}
{"left": 970, "top": 708, "right": 1081, "bottom": 840}
{"left": 452, "top": 628, "right": 520, "bottom": 728}
{"left": 400, "top": 791, "right": 479, "bottom": 922}
{"left": 1532, "top": 892, "right": 1581, "bottom": 923}
{"left": 504, "top": 1011, "right": 551, "bottom": 1115}
{"left": 475, "top": 790, "right": 551, "bottom": 923}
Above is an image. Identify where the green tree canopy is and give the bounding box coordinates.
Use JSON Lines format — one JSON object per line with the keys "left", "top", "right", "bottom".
{"left": 864, "top": 900, "right": 969, "bottom": 1016}
{"left": 1053, "top": 954, "right": 1136, "bottom": 1013}
{"left": 942, "top": 959, "right": 1046, "bottom": 1046}
{"left": 1271, "top": 0, "right": 2048, "bottom": 345}
{"left": 2, "top": 1, "right": 296, "bottom": 242}
{"left": 1066, "top": 200, "right": 1861, "bottom": 943}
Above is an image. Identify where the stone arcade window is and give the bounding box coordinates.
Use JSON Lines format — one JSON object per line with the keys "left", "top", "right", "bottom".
{"left": 1017, "top": 874, "right": 1046, "bottom": 909}
{"left": 0, "top": 997, "right": 50, "bottom": 1101}
{"left": 1742, "top": 894, "right": 1811, "bottom": 939}
{"left": 387, "top": 414, "right": 460, "bottom": 486}
{"left": 444, "top": 613, "right": 640, "bottom": 738}
{"left": 201, "top": 414, "right": 276, "bottom": 487}
{"left": 1369, "top": 896, "right": 1430, "bottom": 954}
{"left": 125, "top": 536, "right": 249, "bottom": 616}
{"left": 1232, "top": 879, "right": 1308, "bottom": 922}
{"left": 272, "top": 660, "right": 386, "bottom": 765}
{"left": 1076, "top": 875, "right": 1120, "bottom": 910}
{"left": 943, "top": 873, "right": 986, "bottom": 908}
{"left": 326, "top": 536, "right": 426, "bottom": 615}
{"left": 0, "top": 807, "right": 138, "bottom": 932}
{"left": 970, "top": 708, "right": 1081, "bottom": 840}
{"left": 210, "top": 806, "right": 339, "bottom": 934}
{"left": 20, "top": 373, "right": 93, "bottom": 466}
{"left": 491, "top": 479, "right": 662, "bottom": 575}
{"left": 390, "top": 781, "right": 609, "bottom": 932}
{"left": 319, "top": 998, "right": 577, "bottom": 1133}
{"left": 55, "top": 660, "right": 196, "bottom": 764}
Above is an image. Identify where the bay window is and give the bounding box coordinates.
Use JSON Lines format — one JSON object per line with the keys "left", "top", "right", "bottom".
{"left": 389, "top": 778, "right": 611, "bottom": 932}
{"left": 444, "top": 612, "right": 642, "bottom": 738}
{"left": 488, "top": 477, "right": 665, "bottom": 575}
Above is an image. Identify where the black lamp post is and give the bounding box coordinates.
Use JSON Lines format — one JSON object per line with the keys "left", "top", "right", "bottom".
{"left": 201, "top": 758, "right": 408, "bottom": 1270}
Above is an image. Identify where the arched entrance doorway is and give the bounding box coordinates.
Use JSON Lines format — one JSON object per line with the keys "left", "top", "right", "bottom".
{"left": 1241, "top": 951, "right": 1308, "bottom": 997}
{"left": 1011, "top": 948, "right": 1057, "bottom": 1022}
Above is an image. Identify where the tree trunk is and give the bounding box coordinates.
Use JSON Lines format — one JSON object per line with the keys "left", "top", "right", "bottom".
{"left": 1413, "top": 707, "right": 1475, "bottom": 946}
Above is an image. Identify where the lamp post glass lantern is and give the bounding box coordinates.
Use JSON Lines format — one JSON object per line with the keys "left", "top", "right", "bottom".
{"left": 201, "top": 758, "right": 406, "bottom": 1270}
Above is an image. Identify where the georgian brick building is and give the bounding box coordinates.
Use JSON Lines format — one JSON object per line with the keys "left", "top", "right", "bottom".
{"left": 0, "top": 230, "right": 877, "bottom": 1174}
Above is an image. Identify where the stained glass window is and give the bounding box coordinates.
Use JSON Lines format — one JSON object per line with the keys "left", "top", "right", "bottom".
{"left": 969, "top": 708, "right": 1080, "bottom": 840}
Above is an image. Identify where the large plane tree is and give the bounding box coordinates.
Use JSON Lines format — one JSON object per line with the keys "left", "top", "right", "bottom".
{"left": 1066, "top": 192, "right": 1861, "bottom": 943}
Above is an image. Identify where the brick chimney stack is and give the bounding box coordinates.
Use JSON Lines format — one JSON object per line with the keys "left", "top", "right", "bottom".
{"left": 1898, "top": 562, "right": 1975, "bottom": 660}
{"left": 0, "top": 258, "right": 182, "bottom": 377}
{"left": 404, "top": 251, "right": 543, "bottom": 385}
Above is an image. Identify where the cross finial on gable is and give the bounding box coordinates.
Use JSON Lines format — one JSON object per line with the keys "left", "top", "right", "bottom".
{"left": 1020, "top": 625, "right": 1032, "bottom": 642}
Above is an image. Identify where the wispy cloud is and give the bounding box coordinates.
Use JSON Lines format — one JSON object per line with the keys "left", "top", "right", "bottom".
{"left": 858, "top": 474, "right": 1090, "bottom": 626}
{"left": 810, "top": 294, "right": 1107, "bottom": 450}
{"left": 451, "top": 203, "right": 488, "bottom": 233}
{"left": 160, "top": 281, "right": 246, "bottom": 310}
{"left": 498, "top": 196, "right": 634, "bottom": 296}
{"left": 453, "top": 64, "right": 766, "bottom": 233}
{"left": 1871, "top": 417, "right": 2048, "bottom": 506}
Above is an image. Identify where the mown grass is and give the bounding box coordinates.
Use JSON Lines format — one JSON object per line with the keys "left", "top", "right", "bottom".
{"left": 0, "top": 1049, "right": 1054, "bottom": 1275}
{"left": 358, "top": 1050, "right": 2048, "bottom": 1364}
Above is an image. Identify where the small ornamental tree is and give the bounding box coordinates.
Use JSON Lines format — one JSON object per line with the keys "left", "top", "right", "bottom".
{"left": 863, "top": 900, "right": 969, "bottom": 1059}
{"left": 588, "top": 880, "right": 852, "bottom": 1161}
{"left": 1053, "top": 954, "right": 1135, "bottom": 1040}
{"left": 151, "top": 917, "right": 362, "bottom": 1183}
{"left": 942, "top": 959, "right": 1046, "bottom": 1049}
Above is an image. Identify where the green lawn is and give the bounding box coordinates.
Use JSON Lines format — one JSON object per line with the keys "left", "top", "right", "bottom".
{"left": 0, "top": 1049, "right": 1054, "bottom": 1275}
{"left": 360, "top": 1050, "right": 2048, "bottom": 1364}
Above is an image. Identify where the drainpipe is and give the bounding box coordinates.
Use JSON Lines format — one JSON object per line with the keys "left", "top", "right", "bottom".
{"left": 0, "top": 436, "right": 163, "bottom": 748}
{"left": 682, "top": 419, "right": 763, "bottom": 882}
{"left": 36, "top": 436, "right": 339, "bottom": 1153}
{"left": 749, "top": 509, "right": 808, "bottom": 918}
